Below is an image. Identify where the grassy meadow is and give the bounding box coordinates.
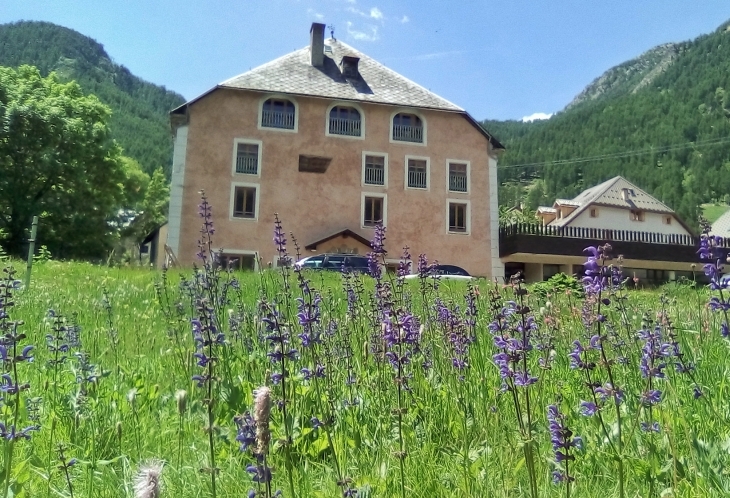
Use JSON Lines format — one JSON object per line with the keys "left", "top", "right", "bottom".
{"left": 1, "top": 244, "right": 729, "bottom": 497}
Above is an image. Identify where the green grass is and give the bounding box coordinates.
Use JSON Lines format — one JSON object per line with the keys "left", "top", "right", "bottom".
{"left": 0, "top": 258, "right": 728, "bottom": 497}
{"left": 701, "top": 203, "right": 730, "bottom": 224}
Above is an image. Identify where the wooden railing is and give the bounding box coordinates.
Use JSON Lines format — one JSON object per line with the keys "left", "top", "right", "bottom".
{"left": 393, "top": 124, "right": 423, "bottom": 143}
{"left": 449, "top": 174, "right": 467, "bottom": 192}
{"left": 329, "top": 117, "right": 361, "bottom": 136}
{"left": 500, "top": 223, "right": 703, "bottom": 246}
{"left": 235, "top": 155, "right": 258, "bottom": 174}
{"left": 408, "top": 169, "right": 427, "bottom": 189}
{"left": 261, "top": 110, "right": 295, "bottom": 129}
{"left": 364, "top": 166, "right": 384, "bottom": 185}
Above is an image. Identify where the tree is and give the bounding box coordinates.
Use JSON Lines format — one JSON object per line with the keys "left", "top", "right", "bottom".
{"left": 0, "top": 65, "right": 127, "bottom": 258}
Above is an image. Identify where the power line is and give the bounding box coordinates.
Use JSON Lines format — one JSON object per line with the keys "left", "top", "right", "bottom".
{"left": 498, "top": 136, "right": 730, "bottom": 170}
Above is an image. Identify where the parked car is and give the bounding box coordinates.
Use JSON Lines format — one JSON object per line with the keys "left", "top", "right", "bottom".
{"left": 404, "top": 264, "right": 474, "bottom": 281}
{"left": 295, "top": 253, "right": 370, "bottom": 273}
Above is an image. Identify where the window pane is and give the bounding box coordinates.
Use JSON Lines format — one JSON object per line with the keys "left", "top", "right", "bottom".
{"left": 262, "top": 99, "right": 295, "bottom": 129}
{"left": 393, "top": 113, "right": 423, "bottom": 143}
{"left": 364, "top": 197, "right": 383, "bottom": 226}
{"left": 236, "top": 143, "right": 258, "bottom": 174}
{"left": 407, "top": 159, "right": 427, "bottom": 188}
{"left": 329, "top": 106, "right": 361, "bottom": 136}
{"left": 234, "top": 187, "right": 256, "bottom": 218}
{"left": 364, "top": 155, "right": 385, "bottom": 185}
{"left": 449, "top": 203, "right": 466, "bottom": 232}
{"left": 373, "top": 198, "right": 382, "bottom": 222}
{"left": 448, "top": 163, "right": 467, "bottom": 192}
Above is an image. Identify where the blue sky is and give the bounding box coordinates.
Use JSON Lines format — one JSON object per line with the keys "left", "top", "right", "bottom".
{"left": 2, "top": 0, "right": 730, "bottom": 121}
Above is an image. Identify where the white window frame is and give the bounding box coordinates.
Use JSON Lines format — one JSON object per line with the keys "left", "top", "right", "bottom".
{"left": 446, "top": 199, "right": 471, "bottom": 235}
{"left": 389, "top": 109, "right": 427, "bottom": 146}
{"left": 325, "top": 101, "right": 365, "bottom": 140}
{"left": 404, "top": 155, "right": 430, "bottom": 191}
{"left": 213, "top": 249, "right": 260, "bottom": 271}
{"left": 446, "top": 159, "right": 470, "bottom": 194}
{"left": 230, "top": 182, "right": 261, "bottom": 222}
{"left": 257, "top": 94, "right": 299, "bottom": 133}
{"left": 231, "top": 138, "right": 263, "bottom": 177}
{"left": 361, "top": 192, "right": 388, "bottom": 229}
{"left": 361, "top": 151, "right": 388, "bottom": 188}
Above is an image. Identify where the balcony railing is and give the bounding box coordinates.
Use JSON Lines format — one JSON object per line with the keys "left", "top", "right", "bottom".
{"left": 449, "top": 174, "right": 467, "bottom": 192}
{"left": 235, "top": 155, "right": 258, "bottom": 174}
{"left": 501, "top": 223, "right": 698, "bottom": 245}
{"left": 364, "top": 166, "right": 384, "bottom": 185}
{"left": 408, "top": 169, "right": 427, "bottom": 188}
{"left": 262, "top": 110, "right": 295, "bottom": 129}
{"left": 393, "top": 125, "right": 423, "bottom": 143}
{"left": 498, "top": 223, "right": 708, "bottom": 264}
{"left": 329, "top": 117, "right": 361, "bottom": 136}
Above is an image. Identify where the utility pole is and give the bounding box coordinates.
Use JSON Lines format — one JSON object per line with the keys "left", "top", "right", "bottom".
{"left": 25, "top": 216, "right": 39, "bottom": 289}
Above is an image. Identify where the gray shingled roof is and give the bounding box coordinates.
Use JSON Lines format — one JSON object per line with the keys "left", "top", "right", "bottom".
{"left": 549, "top": 176, "right": 675, "bottom": 228}
{"left": 219, "top": 39, "right": 463, "bottom": 111}
{"left": 710, "top": 209, "right": 730, "bottom": 237}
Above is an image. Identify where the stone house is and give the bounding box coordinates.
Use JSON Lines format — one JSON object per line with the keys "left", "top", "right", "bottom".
{"left": 165, "top": 22, "right": 504, "bottom": 277}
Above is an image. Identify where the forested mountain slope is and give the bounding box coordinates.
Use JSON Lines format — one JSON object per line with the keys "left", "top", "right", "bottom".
{"left": 484, "top": 20, "right": 730, "bottom": 225}
{"left": 0, "top": 21, "right": 185, "bottom": 176}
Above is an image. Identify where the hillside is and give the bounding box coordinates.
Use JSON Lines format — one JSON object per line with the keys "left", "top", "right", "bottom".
{"left": 0, "top": 21, "right": 186, "bottom": 176}
{"left": 485, "top": 20, "right": 730, "bottom": 226}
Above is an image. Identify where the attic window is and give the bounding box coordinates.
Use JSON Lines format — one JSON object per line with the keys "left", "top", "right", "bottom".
{"left": 630, "top": 210, "right": 645, "bottom": 222}
{"left": 340, "top": 56, "right": 360, "bottom": 78}
{"left": 590, "top": 208, "right": 598, "bottom": 218}
{"left": 663, "top": 215, "right": 672, "bottom": 225}
{"left": 299, "top": 155, "right": 332, "bottom": 173}
{"left": 621, "top": 188, "right": 636, "bottom": 201}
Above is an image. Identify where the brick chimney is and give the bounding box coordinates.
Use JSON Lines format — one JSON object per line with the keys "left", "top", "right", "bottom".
{"left": 310, "top": 23, "right": 325, "bottom": 67}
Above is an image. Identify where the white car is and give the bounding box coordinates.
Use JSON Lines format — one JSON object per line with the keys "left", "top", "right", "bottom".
{"left": 404, "top": 264, "right": 475, "bottom": 281}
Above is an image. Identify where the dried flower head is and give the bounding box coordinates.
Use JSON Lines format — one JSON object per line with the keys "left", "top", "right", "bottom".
{"left": 133, "top": 460, "right": 163, "bottom": 498}
{"left": 254, "top": 386, "right": 272, "bottom": 455}
{"left": 175, "top": 389, "right": 187, "bottom": 415}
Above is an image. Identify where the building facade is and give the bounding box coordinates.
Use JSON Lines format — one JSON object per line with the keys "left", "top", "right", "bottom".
{"left": 166, "top": 23, "right": 504, "bottom": 277}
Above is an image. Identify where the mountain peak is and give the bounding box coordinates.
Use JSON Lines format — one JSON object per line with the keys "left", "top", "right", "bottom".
{"left": 565, "top": 42, "right": 682, "bottom": 111}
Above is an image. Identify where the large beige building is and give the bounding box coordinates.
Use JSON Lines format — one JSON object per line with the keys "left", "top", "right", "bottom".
{"left": 166, "top": 23, "right": 504, "bottom": 277}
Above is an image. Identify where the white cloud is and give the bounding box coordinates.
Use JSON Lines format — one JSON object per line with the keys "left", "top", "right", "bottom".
{"left": 521, "top": 112, "right": 553, "bottom": 122}
{"left": 348, "top": 6, "right": 385, "bottom": 20}
{"left": 412, "top": 50, "right": 462, "bottom": 61}
{"left": 346, "top": 21, "right": 379, "bottom": 41}
{"left": 400, "top": 15, "right": 409, "bottom": 23}
{"left": 307, "top": 8, "right": 324, "bottom": 20}
{"left": 370, "top": 7, "right": 383, "bottom": 20}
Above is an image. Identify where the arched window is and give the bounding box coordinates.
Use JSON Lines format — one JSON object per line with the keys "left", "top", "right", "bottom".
{"left": 328, "top": 106, "right": 362, "bottom": 136}
{"left": 392, "top": 113, "right": 423, "bottom": 143}
{"left": 261, "top": 98, "right": 296, "bottom": 129}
